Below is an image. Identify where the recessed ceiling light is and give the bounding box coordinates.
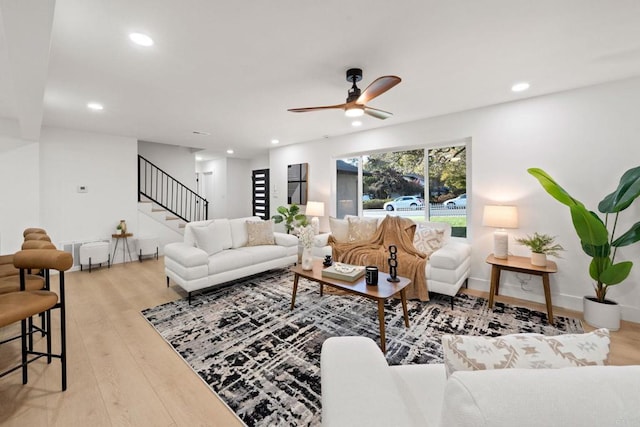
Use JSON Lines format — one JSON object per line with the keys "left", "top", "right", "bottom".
{"left": 271, "top": 139, "right": 279, "bottom": 144}
{"left": 351, "top": 120, "right": 362, "bottom": 127}
{"left": 226, "top": 149, "right": 234, "bottom": 154}
{"left": 195, "top": 155, "right": 202, "bottom": 161}
{"left": 87, "top": 102, "right": 103, "bottom": 111}
{"left": 129, "top": 32, "right": 154, "bottom": 47}
{"left": 511, "top": 82, "right": 530, "bottom": 92}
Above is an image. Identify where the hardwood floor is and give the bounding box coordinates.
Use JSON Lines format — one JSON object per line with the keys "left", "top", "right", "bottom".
{"left": 1, "top": 259, "right": 639, "bottom": 426}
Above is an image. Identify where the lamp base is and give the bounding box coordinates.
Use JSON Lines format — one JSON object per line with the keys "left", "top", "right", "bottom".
{"left": 494, "top": 229, "right": 509, "bottom": 259}
{"left": 311, "top": 216, "right": 320, "bottom": 235}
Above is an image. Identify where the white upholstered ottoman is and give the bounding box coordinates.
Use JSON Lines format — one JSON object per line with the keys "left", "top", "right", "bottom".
{"left": 79, "top": 241, "right": 110, "bottom": 272}
{"left": 136, "top": 236, "right": 159, "bottom": 262}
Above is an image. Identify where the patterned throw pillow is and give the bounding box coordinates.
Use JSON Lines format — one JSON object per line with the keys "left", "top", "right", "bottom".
{"left": 246, "top": 220, "right": 275, "bottom": 246}
{"left": 441, "top": 328, "right": 610, "bottom": 377}
{"left": 329, "top": 217, "right": 349, "bottom": 243}
{"left": 413, "top": 224, "right": 444, "bottom": 255}
{"left": 347, "top": 217, "right": 378, "bottom": 243}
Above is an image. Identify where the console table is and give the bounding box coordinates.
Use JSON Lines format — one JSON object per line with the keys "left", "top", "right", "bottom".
{"left": 485, "top": 254, "right": 557, "bottom": 325}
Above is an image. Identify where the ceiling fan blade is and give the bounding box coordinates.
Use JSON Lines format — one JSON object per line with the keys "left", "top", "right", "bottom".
{"left": 364, "top": 106, "right": 393, "bottom": 120}
{"left": 357, "top": 75, "right": 401, "bottom": 104}
{"left": 288, "top": 103, "right": 347, "bottom": 113}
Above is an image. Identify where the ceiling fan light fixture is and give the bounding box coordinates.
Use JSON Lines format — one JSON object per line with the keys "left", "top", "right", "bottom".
{"left": 345, "top": 107, "right": 364, "bottom": 117}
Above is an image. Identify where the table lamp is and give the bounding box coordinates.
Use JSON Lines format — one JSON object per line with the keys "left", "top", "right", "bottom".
{"left": 305, "top": 201, "right": 325, "bottom": 235}
{"left": 482, "top": 205, "right": 518, "bottom": 259}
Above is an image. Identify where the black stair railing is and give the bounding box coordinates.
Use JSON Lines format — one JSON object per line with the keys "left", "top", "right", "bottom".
{"left": 138, "top": 155, "right": 208, "bottom": 223}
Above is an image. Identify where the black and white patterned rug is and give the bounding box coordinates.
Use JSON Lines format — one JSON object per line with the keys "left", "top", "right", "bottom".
{"left": 142, "top": 269, "right": 583, "bottom": 426}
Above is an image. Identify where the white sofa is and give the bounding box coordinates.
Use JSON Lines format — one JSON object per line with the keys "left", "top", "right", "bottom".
{"left": 321, "top": 336, "right": 640, "bottom": 427}
{"left": 312, "top": 217, "right": 471, "bottom": 305}
{"left": 164, "top": 216, "right": 298, "bottom": 303}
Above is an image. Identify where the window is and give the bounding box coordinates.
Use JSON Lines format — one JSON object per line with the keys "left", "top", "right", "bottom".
{"left": 335, "top": 142, "right": 467, "bottom": 238}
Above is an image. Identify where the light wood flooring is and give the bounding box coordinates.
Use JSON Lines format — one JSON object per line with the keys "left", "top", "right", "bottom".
{"left": 1, "top": 258, "right": 639, "bottom": 426}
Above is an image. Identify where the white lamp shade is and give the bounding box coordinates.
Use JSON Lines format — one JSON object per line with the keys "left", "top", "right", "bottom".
{"left": 482, "top": 205, "right": 518, "bottom": 229}
{"left": 305, "top": 201, "right": 325, "bottom": 217}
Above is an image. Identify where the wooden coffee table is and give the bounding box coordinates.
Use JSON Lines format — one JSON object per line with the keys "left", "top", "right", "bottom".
{"left": 290, "top": 259, "right": 411, "bottom": 353}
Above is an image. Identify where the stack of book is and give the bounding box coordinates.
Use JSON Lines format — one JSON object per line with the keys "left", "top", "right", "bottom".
{"left": 321, "top": 263, "right": 365, "bottom": 282}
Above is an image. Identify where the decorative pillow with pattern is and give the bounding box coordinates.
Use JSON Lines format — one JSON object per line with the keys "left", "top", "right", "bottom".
{"left": 329, "top": 217, "right": 349, "bottom": 243}
{"left": 441, "top": 328, "right": 610, "bottom": 377}
{"left": 347, "top": 217, "right": 378, "bottom": 243}
{"left": 246, "top": 220, "right": 275, "bottom": 246}
{"left": 413, "top": 224, "right": 444, "bottom": 255}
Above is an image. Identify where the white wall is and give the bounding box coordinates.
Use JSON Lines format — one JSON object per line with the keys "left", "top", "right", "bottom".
{"left": 0, "top": 140, "right": 40, "bottom": 252}
{"left": 270, "top": 76, "right": 640, "bottom": 322}
{"left": 138, "top": 140, "right": 197, "bottom": 192}
{"left": 39, "top": 127, "right": 138, "bottom": 244}
{"left": 196, "top": 157, "right": 253, "bottom": 219}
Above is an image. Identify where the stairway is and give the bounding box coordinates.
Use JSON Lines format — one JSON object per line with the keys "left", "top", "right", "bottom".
{"left": 138, "top": 195, "right": 187, "bottom": 234}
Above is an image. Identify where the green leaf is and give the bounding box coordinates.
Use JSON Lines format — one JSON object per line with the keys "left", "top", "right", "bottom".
{"left": 276, "top": 206, "right": 288, "bottom": 215}
{"left": 569, "top": 206, "right": 608, "bottom": 246}
{"left": 271, "top": 215, "right": 284, "bottom": 224}
{"left": 598, "top": 166, "right": 640, "bottom": 213}
{"left": 289, "top": 204, "right": 300, "bottom": 215}
{"left": 612, "top": 221, "right": 640, "bottom": 247}
{"left": 581, "top": 241, "right": 610, "bottom": 258}
{"left": 527, "top": 168, "right": 582, "bottom": 207}
{"left": 599, "top": 261, "right": 633, "bottom": 285}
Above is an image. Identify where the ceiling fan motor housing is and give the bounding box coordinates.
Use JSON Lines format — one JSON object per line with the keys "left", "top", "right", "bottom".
{"left": 346, "top": 68, "right": 363, "bottom": 102}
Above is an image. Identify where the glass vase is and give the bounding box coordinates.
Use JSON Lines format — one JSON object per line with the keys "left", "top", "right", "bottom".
{"left": 301, "top": 247, "right": 313, "bottom": 270}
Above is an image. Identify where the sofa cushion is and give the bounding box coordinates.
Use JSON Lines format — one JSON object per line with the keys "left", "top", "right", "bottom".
{"left": 413, "top": 224, "right": 444, "bottom": 255}
{"left": 441, "top": 328, "right": 610, "bottom": 377}
{"left": 329, "top": 217, "right": 349, "bottom": 243}
{"left": 214, "top": 219, "right": 233, "bottom": 249}
{"left": 347, "top": 216, "right": 378, "bottom": 242}
{"left": 440, "top": 366, "right": 640, "bottom": 427}
{"left": 246, "top": 220, "right": 275, "bottom": 246}
{"left": 191, "top": 224, "right": 223, "bottom": 256}
{"left": 229, "top": 216, "right": 261, "bottom": 248}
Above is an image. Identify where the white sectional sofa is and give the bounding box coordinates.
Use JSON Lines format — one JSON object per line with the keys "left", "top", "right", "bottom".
{"left": 312, "top": 217, "right": 471, "bottom": 305}
{"left": 164, "top": 216, "right": 298, "bottom": 303}
{"left": 321, "top": 335, "right": 640, "bottom": 427}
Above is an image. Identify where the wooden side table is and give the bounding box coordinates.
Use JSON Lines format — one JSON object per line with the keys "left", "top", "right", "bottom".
{"left": 112, "top": 233, "right": 134, "bottom": 264}
{"left": 485, "top": 254, "right": 558, "bottom": 325}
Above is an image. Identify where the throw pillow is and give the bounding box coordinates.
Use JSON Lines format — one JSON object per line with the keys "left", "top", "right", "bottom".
{"left": 191, "top": 224, "right": 223, "bottom": 255}
{"left": 329, "top": 217, "right": 349, "bottom": 243}
{"left": 347, "top": 217, "right": 378, "bottom": 243}
{"left": 441, "top": 328, "right": 610, "bottom": 377}
{"left": 246, "top": 220, "right": 275, "bottom": 246}
{"left": 413, "top": 224, "right": 444, "bottom": 255}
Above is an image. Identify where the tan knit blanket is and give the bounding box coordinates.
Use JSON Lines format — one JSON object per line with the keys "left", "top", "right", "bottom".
{"left": 329, "top": 216, "right": 429, "bottom": 301}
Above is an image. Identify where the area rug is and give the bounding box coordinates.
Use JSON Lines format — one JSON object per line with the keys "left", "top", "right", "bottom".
{"left": 142, "top": 269, "right": 583, "bottom": 427}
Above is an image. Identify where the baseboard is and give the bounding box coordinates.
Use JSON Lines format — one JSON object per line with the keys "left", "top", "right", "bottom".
{"left": 468, "top": 276, "right": 640, "bottom": 324}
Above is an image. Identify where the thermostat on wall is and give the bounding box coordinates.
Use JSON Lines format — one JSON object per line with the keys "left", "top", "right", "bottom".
{"left": 77, "top": 185, "right": 88, "bottom": 193}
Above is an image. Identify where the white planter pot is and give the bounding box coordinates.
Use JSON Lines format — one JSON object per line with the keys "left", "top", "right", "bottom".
{"left": 583, "top": 296, "right": 620, "bottom": 331}
{"left": 530, "top": 252, "right": 547, "bottom": 267}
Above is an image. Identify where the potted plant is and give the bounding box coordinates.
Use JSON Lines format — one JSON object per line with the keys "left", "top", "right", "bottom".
{"left": 272, "top": 203, "right": 308, "bottom": 234}
{"left": 515, "top": 232, "right": 564, "bottom": 267}
{"left": 528, "top": 166, "right": 640, "bottom": 330}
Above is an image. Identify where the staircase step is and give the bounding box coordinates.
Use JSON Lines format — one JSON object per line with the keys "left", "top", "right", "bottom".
{"left": 152, "top": 208, "right": 167, "bottom": 213}
{"left": 166, "top": 216, "right": 180, "bottom": 221}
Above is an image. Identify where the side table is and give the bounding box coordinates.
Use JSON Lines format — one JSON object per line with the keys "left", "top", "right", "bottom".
{"left": 485, "top": 254, "right": 557, "bottom": 325}
{"left": 112, "top": 233, "right": 134, "bottom": 264}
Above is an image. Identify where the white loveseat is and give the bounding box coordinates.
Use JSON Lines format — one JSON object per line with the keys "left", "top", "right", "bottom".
{"left": 321, "top": 335, "right": 640, "bottom": 427}
{"left": 313, "top": 216, "right": 471, "bottom": 305}
{"left": 164, "top": 216, "right": 298, "bottom": 303}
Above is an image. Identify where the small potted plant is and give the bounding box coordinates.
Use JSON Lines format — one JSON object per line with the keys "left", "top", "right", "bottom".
{"left": 272, "top": 204, "right": 308, "bottom": 234}
{"left": 515, "top": 232, "right": 564, "bottom": 267}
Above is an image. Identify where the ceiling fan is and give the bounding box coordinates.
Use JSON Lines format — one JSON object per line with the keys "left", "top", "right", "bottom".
{"left": 288, "top": 68, "right": 401, "bottom": 120}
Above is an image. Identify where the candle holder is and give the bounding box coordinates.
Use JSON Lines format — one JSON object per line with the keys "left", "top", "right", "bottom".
{"left": 387, "top": 245, "right": 400, "bottom": 282}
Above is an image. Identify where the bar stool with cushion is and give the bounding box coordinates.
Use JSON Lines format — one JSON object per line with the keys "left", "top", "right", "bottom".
{"left": 0, "top": 249, "right": 73, "bottom": 390}
{"left": 23, "top": 233, "right": 52, "bottom": 242}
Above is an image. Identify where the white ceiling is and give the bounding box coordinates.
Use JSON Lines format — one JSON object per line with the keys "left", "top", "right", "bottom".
{"left": 2, "top": 0, "right": 640, "bottom": 159}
